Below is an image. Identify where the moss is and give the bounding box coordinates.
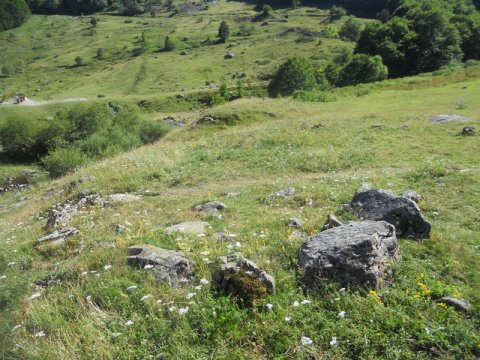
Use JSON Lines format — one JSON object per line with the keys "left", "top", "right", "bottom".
{"left": 224, "top": 269, "right": 269, "bottom": 307}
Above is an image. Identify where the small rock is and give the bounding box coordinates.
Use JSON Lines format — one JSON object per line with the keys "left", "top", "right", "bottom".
{"left": 321, "top": 214, "right": 343, "bottom": 231}
{"left": 223, "top": 192, "right": 241, "bottom": 198}
{"left": 288, "top": 217, "right": 301, "bottom": 228}
{"left": 180, "top": 50, "right": 188, "bottom": 55}
{"left": 127, "top": 245, "right": 195, "bottom": 287}
{"left": 430, "top": 115, "right": 470, "bottom": 124}
{"left": 462, "top": 126, "right": 475, "bottom": 135}
{"left": 107, "top": 193, "right": 142, "bottom": 202}
{"left": 224, "top": 52, "right": 235, "bottom": 59}
{"left": 437, "top": 297, "right": 470, "bottom": 312}
{"left": 298, "top": 221, "right": 398, "bottom": 290}
{"left": 212, "top": 253, "right": 275, "bottom": 306}
{"left": 351, "top": 189, "right": 431, "bottom": 239}
{"left": 268, "top": 188, "right": 296, "bottom": 200}
{"left": 36, "top": 227, "right": 79, "bottom": 246}
{"left": 163, "top": 116, "right": 186, "bottom": 127}
{"left": 166, "top": 221, "right": 210, "bottom": 235}
{"left": 193, "top": 201, "right": 226, "bottom": 215}
{"left": 357, "top": 182, "right": 372, "bottom": 193}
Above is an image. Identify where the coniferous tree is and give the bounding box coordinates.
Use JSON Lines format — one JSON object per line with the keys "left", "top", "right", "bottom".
{"left": 218, "top": 21, "right": 230, "bottom": 43}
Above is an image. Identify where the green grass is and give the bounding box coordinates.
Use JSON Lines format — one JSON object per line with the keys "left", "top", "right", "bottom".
{"left": 0, "top": 1, "right": 479, "bottom": 359}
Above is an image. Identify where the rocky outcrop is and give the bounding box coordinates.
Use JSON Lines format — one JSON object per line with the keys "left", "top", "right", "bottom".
{"left": 127, "top": 245, "right": 194, "bottom": 287}
{"left": 298, "top": 221, "right": 398, "bottom": 290}
{"left": 267, "top": 188, "right": 297, "bottom": 200}
{"left": 351, "top": 189, "right": 431, "bottom": 239}
{"left": 212, "top": 253, "right": 275, "bottom": 306}
{"left": 437, "top": 297, "right": 470, "bottom": 312}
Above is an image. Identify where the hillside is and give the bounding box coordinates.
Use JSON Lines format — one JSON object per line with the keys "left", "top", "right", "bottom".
{"left": 0, "top": 1, "right": 479, "bottom": 359}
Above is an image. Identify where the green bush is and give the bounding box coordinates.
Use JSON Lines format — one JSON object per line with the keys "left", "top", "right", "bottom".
{"left": 42, "top": 147, "right": 88, "bottom": 177}
{"left": 0, "top": 116, "right": 43, "bottom": 160}
{"left": 164, "top": 36, "right": 178, "bottom": 51}
{"left": 339, "top": 54, "right": 388, "bottom": 86}
{"left": 138, "top": 121, "right": 170, "bottom": 144}
{"left": 339, "top": 16, "right": 363, "bottom": 42}
{"left": 0, "top": 0, "right": 30, "bottom": 31}
{"left": 268, "top": 57, "right": 317, "bottom": 97}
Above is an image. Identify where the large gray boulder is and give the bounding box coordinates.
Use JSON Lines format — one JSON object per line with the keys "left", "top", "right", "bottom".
{"left": 351, "top": 189, "right": 431, "bottom": 239}
{"left": 213, "top": 254, "right": 275, "bottom": 306}
{"left": 298, "top": 221, "right": 398, "bottom": 290}
{"left": 127, "top": 245, "right": 194, "bottom": 287}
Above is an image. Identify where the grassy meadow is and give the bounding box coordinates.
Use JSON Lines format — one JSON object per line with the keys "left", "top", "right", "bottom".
{"left": 0, "top": 1, "right": 479, "bottom": 359}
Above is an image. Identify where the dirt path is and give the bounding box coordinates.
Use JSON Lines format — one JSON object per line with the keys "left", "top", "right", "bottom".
{"left": 0, "top": 97, "right": 89, "bottom": 107}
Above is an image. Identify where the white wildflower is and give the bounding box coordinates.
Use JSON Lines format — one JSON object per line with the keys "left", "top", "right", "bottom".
{"left": 104, "top": 265, "right": 112, "bottom": 270}
{"left": 301, "top": 300, "right": 311, "bottom": 305}
{"left": 301, "top": 336, "right": 313, "bottom": 346}
{"left": 285, "top": 316, "right": 291, "bottom": 323}
{"left": 141, "top": 294, "right": 153, "bottom": 301}
{"left": 200, "top": 278, "right": 209, "bottom": 285}
{"left": 202, "top": 258, "right": 212, "bottom": 264}
{"left": 168, "top": 306, "right": 177, "bottom": 312}
{"left": 81, "top": 271, "right": 88, "bottom": 276}
{"left": 330, "top": 337, "right": 338, "bottom": 346}
{"left": 11, "top": 325, "right": 22, "bottom": 331}
{"left": 194, "top": 285, "right": 202, "bottom": 290}
{"left": 35, "top": 331, "right": 45, "bottom": 337}
{"left": 186, "top": 293, "right": 196, "bottom": 300}
{"left": 7, "top": 262, "right": 15, "bottom": 266}
{"left": 156, "top": 300, "right": 163, "bottom": 305}
{"left": 425, "top": 327, "right": 430, "bottom": 335}
{"left": 197, "top": 233, "right": 206, "bottom": 238}
{"left": 339, "top": 288, "right": 346, "bottom": 294}
{"left": 266, "top": 303, "right": 273, "bottom": 310}
{"left": 200, "top": 251, "right": 210, "bottom": 256}
{"left": 337, "top": 311, "right": 346, "bottom": 318}
{"left": 178, "top": 307, "right": 189, "bottom": 315}
{"left": 28, "top": 292, "right": 41, "bottom": 301}
{"left": 0, "top": 275, "right": 6, "bottom": 280}
{"left": 125, "top": 320, "right": 134, "bottom": 327}
{"left": 235, "top": 242, "right": 242, "bottom": 248}
{"left": 126, "top": 285, "right": 137, "bottom": 292}
{"left": 144, "top": 264, "right": 154, "bottom": 269}
{"left": 112, "top": 332, "right": 122, "bottom": 337}
{"left": 293, "top": 301, "right": 300, "bottom": 307}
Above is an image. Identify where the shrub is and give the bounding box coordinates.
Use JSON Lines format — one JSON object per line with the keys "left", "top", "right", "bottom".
{"left": 238, "top": 24, "right": 254, "bottom": 36}
{"left": 329, "top": 5, "right": 346, "bottom": 22}
{"left": 42, "top": 147, "right": 88, "bottom": 177}
{"left": 138, "top": 121, "right": 170, "bottom": 144}
{"left": 0, "top": 116, "right": 42, "bottom": 159}
{"left": 268, "top": 57, "right": 317, "bottom": 97}
{"left": 1, "top": 65, "right": 11, "bottom": 78}
{"left": 0, "top": 0, "right": 30, "bottom": 31}
{"left": 339, "top": 54, "right": 388, "bottom": 86}
{"left": 164, "top": 36, "right": 178, "bottom": 51}
{"left": 74, "top": 56, "right": 83, "bottom": 66}
{"left": 339, "top": 16, "right": 363, "bottom": 42}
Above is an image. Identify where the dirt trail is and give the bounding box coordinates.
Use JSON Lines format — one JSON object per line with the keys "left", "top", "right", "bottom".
{"left": 0, "top": 97, "right": 89, "bottom": 107}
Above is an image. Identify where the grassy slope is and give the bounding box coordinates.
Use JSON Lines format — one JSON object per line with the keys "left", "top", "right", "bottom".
{"left": 0, "top": 1, "right": 479, "bottom": 359}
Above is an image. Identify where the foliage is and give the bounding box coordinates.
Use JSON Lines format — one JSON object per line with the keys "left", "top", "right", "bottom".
{"left": 237, "top": 23, "right": 254, "bottom": 36}
{"left": 339, "top": 54, "right": 388, "bottom": 85}
{"left": 0, "top": 0, "right": 30, "bottom": 31}
{"left": 268, "top": 57, "right": 317, "bottom": 97}
{"left": 163, "top": 36, "right": 179, "bottom": 51}
{"left": 339, "top": 16, "right": 363, "bottom": 42}
{"left": 218, "top": 21, "right": 230, "bottom": 43}
{"left": 41, "top": 147, "right": 88, "bottom": 177}
{"left": 329, "top": 5, "right": 347, "bottom": 22}
{"left": 28, "top": 0, "right": 108, "bottom": 15}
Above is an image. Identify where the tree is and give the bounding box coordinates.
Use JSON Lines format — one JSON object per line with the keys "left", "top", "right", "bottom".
{"left": 329, "top": 6, "right": 347, "bottom": 22}
{"left": 90, "top": 17, "right": 97, "bottom": 27}
{"left": 339, "top": 16, "right": 363, "bottom": 42}
{"left": 0, "top": 0, "right": 30, "bottom": 31}
{"left": 218, "top": 21, "right": 230, "bottom": 43}
{"left": 75, "top": 56, "right": 83, "bottom": 67}
{"left": 268, "top": 57, "right": 317, "bottom": 97}
{"left": 96, "top": 48, "right": 104, "bottom": 60}
{"left": 339, "top": 54, "right": 388, "bottom": 86}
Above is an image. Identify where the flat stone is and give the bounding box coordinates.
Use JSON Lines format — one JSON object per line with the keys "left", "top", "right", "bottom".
{"left": 166, "top": 221, "right": 210, "bottom": 235}
{"left": 430, "top": 115, "right": 470, "bottom": 124}
{"left": 36, "top": 227, "right": 79, "bottom": 246}
{"left": 298, "top": 221, "right": 398, "bottom": 290}
{"left": 268, "top": 188, "right": 297, "bottom": 200}
{"left": 107, "top": 193, "right": 142, "bottom": 202}
{"left": 127, "top": 244, "right": 194, "bottom": 287}
{"left": 193, "top": 201, "right": 226, "bottom": 215}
